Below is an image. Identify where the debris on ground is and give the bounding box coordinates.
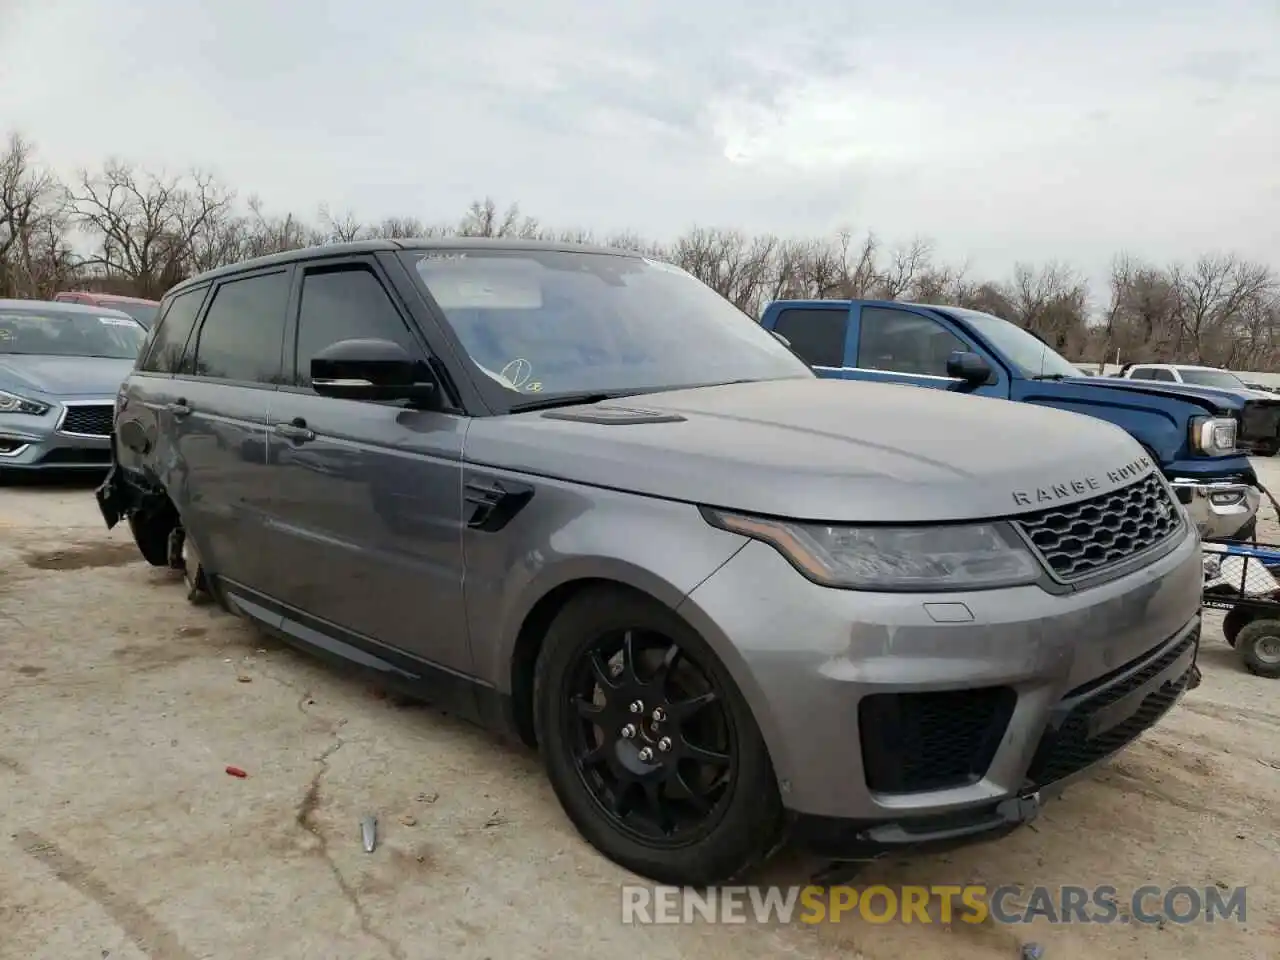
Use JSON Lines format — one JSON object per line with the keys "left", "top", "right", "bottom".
{"left": 1020, "top": 943, "right": 1044, "bottom": 959}
{"left": 483, "top": 810, "right": 508, "bottom": 828}
{"left": 399, "top": 815, "right": 417, "bottom": 827}
{"left": 236, "top": 675, "right": 252, "bottom": 683}
{"left": 416, "top": 792, "right": 438, "bottom": 804}
{"left": 225, "top": 766, "right": 248, "bottom": 778}
{"left": 361, "top": 814, "right": 377, "bottom": 852}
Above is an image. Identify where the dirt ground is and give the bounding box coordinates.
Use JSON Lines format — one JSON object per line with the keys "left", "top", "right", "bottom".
{"left": 1, "top": 465, "right": 1278, "bottom": 960}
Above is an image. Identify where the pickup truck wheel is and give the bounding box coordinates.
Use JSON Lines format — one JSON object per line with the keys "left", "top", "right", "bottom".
{"left": 533, "top": 586, "right": 782, "bottom": 885}
{"left": 1236, "top": 620, "right": 1280, "bottom": 678}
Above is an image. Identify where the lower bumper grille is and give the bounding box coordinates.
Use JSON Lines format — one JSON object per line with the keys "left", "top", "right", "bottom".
{"left": 1026, "top": 628, "right": 1198, "bottom": 787}
{"left": 859, "top": 687, "right": 1016, "bottom": 794}
{"left": 58, "top": 404, "right": 114, "bottom": 437}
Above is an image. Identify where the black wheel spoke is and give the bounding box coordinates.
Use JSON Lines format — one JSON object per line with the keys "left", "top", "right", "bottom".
{"left": 643, "top": 780, "right": 672, "bottom": 833}
{"left": 589, "top": 652, "right": 619, "bottom": 690}
{"left": 653, "top": 643, "right": 682, "bottom": 689}
{"left": 610, "top": 779, "right": 637, "bottom": 817}
{"left": 670, "top": 690, "right": 717, "bottom": 721}
{"left": 671, "top": 767, "right": 712, "bottom": 813}
{"left": 573, "top": 695, "right": 604, "bottom": 720}
{"left": 582, "top": 739, "right": 611, "bottom": 766}
{"left": 682, "top": 740, "right": 731, "bottom": 767}
{"left": 618, "top": 629, "right": 639, "bottom": 683}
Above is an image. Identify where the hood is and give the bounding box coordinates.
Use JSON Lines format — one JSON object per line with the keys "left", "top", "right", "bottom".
{"left": 1066, "top": 375, "right": 1254, "bottom": 413}
{"left": 464, "top": 379, "right": 1158, "bottom": 523}
{"left": 0, "top": 354, "right": 134, "bottom": 397}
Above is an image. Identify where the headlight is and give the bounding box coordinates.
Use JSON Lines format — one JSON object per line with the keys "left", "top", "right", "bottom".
{"left": 0, "top": 389, "right": 50, "bottom": 416}
{"left": 702, "top": 509, "right": 1042, "bottom": 591}
{"left": 1190, "top": 416, "right": 1236, "bottom": 456}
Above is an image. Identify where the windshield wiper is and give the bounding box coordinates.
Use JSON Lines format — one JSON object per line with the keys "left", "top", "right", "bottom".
{"left": 507, "top": 391, "right": 626, "bottom": 413}
{"left": 1030, "top": 373, "right": 1068, "bottom": 381}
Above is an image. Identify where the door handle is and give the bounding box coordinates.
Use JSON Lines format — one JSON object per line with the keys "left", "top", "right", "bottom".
{"left": 274, "top": 418, "right": 315, "bottom": 442}
{"left": 168, "top": 399, "right": 192, "bottom": 418}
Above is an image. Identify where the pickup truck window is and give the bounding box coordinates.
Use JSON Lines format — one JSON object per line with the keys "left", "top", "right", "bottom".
{"left": 770, "top": 308, "right": 847, "bottom": 368}
{"left": 1178, "top": 368, "right": 1247, "bottom": 389}
{"left": 945, "top": 308, "right": 1080, "bottom": 379}
{"left": 1130, "top": 366, "right": 1176, "bottom": 382}
{"left": 857, "top": 307, "right": 966, "bottom": 377}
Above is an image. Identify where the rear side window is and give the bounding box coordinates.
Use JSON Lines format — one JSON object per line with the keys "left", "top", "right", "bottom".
{"left": 293, "top": 265, "right": 418, "bottom": 387}
{"left": 139, "top": 287, "right": 206, "bottom": 373}
{"left": 770, "top": 308, "right": 848, "bottom": 368}
{"left": 191, "top": 271, "right": 291, "bottom": 383}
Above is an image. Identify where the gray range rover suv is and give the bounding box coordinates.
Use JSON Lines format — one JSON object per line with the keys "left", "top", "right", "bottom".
{"left": 99, "top": 240, "right": 1202, "bottom": 885}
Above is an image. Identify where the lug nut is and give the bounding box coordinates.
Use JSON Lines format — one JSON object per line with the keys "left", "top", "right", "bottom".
{"left": 652, "top": 707, "right": 666, "bottom": 722}
{"left": 657, "top": 737, "right": 672, "bottom": 753}
{"left": 629, "top": 700, "right": 644, "bottom": 714}
{"left": 637, "top": 747, "right": 654, "bottom": 762}
{"left": 620, "top": 724, "right": 636, "bottom": 739}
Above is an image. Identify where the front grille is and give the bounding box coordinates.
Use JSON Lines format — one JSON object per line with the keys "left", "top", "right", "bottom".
{"left": 859, "top": 687, "right": 1016, "bottom": 794}
{"left": 58, "top": 404, "right": 114, "bottom": 437}
{"left": 1240, "top": 403, "right": 1280, "bottom": 442}
{"left": 1026, "top": 630, "right": 1197, "bottom": 788}
{"left": 1012, "top": 473, "right": 1182, "bottom": 582}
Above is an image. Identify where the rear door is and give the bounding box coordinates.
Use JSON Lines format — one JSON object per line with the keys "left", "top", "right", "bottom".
{"left": 767, "top": 305, "right": 853, "bottom": 376}
{"left": 849, "top": 304, "right": 1006, "bottom": 396}
{"left": 258, "top": 256, "right": 472, "bottom": 675}
{"left": 171, "top": 266, "right": 292, "bottom": 591}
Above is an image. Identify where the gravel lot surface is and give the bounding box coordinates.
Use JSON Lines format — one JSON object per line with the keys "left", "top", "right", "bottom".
{"left": 2, "top": 463, "right": 1278, "bottom": 959}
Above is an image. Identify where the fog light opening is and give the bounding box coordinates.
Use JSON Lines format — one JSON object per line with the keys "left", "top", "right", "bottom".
{"left": 1209, "top": 491, "right": 1244, "bottom": 506}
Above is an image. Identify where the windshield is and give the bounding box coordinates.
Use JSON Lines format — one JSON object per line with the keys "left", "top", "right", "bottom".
{"left": 1177, "top": 368, "right": 1247, "bottom": 389}
{"left": 113, "top": 301, "right": 159, "bottom": 328}
{"left": 944, "top": 307, "right": 1082, "bottom": 378}
{"left": 404, "top": 250, "right": 813, "bottom": 404}
{"left": 0, "top": 309, "right": 146, "bottom": 358}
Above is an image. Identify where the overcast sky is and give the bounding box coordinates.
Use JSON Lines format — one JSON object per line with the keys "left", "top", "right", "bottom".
{"left": 2, "top": 0, "right": 1276, "bottom": 298}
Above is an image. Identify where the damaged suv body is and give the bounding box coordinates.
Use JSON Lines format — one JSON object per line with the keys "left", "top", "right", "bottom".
{"left": 98, "top": 240, "right": 1203, "bottom": 885}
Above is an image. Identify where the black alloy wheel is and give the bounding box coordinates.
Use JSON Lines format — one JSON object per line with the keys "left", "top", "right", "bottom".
{"left": 533, "top": 587, "right": 782, "bottom": 885}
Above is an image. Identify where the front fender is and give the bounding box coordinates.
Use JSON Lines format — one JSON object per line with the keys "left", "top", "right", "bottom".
{"left": 461, "top": 473, "right": 749, "bottom": 693}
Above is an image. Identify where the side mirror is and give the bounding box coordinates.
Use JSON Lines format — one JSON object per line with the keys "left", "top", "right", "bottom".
{"left": 945, "top": 350, "right": 993, "bottom": 384}
{"left": 311, "top": 338, "right": 436, "bottom": 402}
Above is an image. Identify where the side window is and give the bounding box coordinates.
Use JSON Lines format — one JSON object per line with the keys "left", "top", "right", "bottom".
{"left": 770, "top": 308, "right": 848, "bottom": 368}
{"left": 857, "top": 307, "right": 968, "bottom": 377}
{"left": 293, "top": 265, "right": 418, "bottom": 387}
{"left": 1151, "top": 369, "right": 1178, "bottom": 381}
{"left": 190, "top": 271, "right": 291, "bottom": 383}
{"left": 139, "top": 287, "right": 206, "bottom": 374}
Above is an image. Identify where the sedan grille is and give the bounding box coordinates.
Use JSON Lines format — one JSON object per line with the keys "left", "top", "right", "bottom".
{"left": 58, "top": 404, "right": 114, "bottom": 437}
{"left": 1011, "top": 473, "right": 1182, "bottom": 582}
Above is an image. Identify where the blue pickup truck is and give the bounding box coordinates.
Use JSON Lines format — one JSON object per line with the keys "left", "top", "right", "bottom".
{"left": 760, "top": 298, "right": 1263, "bottom": 541}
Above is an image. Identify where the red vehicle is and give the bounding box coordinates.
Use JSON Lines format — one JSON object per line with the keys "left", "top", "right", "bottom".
{"left": 54, "top": 291, "right": 160, "bottom": 329}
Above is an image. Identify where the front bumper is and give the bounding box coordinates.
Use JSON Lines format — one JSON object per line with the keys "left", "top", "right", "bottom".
{"left": 0, "top": 399, "right": 115, "bottom": 469}
{"left": 678, "top": 524, "right": 1203, "bottom": 853}
{"left": 1168, "top": 477, "right": 1259, "bottom": 539}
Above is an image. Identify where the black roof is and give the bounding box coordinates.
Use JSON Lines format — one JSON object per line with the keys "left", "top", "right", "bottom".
{"left": 167, "top": 237, "right": 643, "bottom": 297}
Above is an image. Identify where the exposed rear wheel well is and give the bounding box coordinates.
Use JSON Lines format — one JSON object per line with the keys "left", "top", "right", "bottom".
{"left": 127, "top": 489, "right": 181, "bottom": 567}
{"left": 509, "top": 578, "right": 666, "bottom": 748}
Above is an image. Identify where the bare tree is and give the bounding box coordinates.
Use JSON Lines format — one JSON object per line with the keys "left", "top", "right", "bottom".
{"left": 0, "top": 133, "right": 70, "bottom": 298}
{"left": 66, "top": 161, "right": 235, "bottom": 297}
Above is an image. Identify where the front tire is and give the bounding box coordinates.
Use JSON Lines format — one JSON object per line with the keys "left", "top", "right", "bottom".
{"left": 533, "top": 586, "right": 783, "bottom": 885}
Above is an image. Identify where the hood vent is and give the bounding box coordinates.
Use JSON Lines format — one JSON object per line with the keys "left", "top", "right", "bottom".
{"left": 541, "top": 406, "right": 686, "bottom": 425}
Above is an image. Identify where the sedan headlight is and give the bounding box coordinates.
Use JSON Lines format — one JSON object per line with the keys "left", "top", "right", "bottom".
{"left": 0, "top": 389, "right": 50, "bottom": 416}
{"left": 702, "top": 509, "right": 1042, "bottom": 591}
{"left": 1190, "top": 416, "right": 1236, "bottom": 456}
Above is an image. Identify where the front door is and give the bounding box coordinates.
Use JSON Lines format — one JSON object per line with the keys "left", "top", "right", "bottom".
{"left": 850, "top": 304, "right": 1003, "bottom": 396}
{"left": 258, "top": 258, "right": 472, "bottom": 676}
